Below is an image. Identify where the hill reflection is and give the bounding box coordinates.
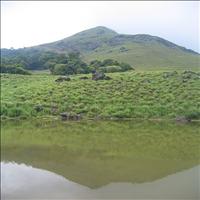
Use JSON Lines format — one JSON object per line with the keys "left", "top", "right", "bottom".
{"left": 1, "top": 120, "right": 200, "bottom": 188}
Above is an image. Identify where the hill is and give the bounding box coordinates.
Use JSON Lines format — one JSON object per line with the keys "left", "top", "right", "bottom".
{"left": 1, "top": 26, "right": 200, "bottom": 70}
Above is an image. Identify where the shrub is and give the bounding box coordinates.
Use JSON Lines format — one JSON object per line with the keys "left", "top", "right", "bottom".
{"left": 0, "top": 65, "right": 31, "bottom": 75}
{"left": 120, "top": 62, "right": 132, "bottom": 71}
{"left": 7, "top": 107, "right": 23, "bottom": 117}
{"left": 185, "top": 112, "right": 200, "bottom": 120}
{"left": 89, "top": 59, "right": 133, "bottom": 73}
{"left": 52, "top": 64, "right": 69, "bottom": 75}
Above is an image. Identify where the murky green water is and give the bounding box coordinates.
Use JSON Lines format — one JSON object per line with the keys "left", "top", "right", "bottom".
{"left": 1, "top": 120, "right": 200, "bottom": 199}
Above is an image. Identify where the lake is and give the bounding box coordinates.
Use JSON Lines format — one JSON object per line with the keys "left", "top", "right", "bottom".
{"left": 1, "top": 120, "right": 200, "bottom": 199}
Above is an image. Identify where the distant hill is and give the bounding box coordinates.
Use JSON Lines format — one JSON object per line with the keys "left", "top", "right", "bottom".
{"left": 1, "top": 26, "right": 200, "bottom": 70}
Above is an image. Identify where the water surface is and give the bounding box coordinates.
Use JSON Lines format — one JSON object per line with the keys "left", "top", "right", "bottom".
{"left": 1, "top": 120, "right": 200, "bottom": 199}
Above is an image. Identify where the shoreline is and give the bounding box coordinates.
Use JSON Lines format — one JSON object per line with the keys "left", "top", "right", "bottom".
{"left": 1, "top": 115, "right": 200, "bottom": 123}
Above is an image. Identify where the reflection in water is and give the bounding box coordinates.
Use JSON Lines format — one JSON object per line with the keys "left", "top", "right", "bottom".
{"left": 1, "top": 162, "right": 90, "bottom": 199}
{"left": 1, "top": 120, "right": 200, "bottom": 199}
{"left": 1, "top": 162, "right": 200, "bottom": 199}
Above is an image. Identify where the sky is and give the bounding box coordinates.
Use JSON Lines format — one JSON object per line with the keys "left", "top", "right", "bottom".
{"left": 1, "top": 1, "right": 199, "bottom": 52}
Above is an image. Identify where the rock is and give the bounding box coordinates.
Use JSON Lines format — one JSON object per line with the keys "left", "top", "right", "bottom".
{"left": 60, "top": 112, "right": 81, "bottom": 121}
{"left": 183, "top": 70, "right": 196, "bottom": 74}
{"left": 92, "top": 71, "right": 106, "bottom": 80}
{"left": 119, "top": 46, "right": 129, "bottom": 52}
{"left": 163, "top": 71, "right": 178, "bottom": 78}
{"left": 175, "top": 116, "right": 191, "bottom": 123}
{"left": 182, "top": 79, "right": 188, "bottom": 83}
{"left": 60, "top": 113, "right": 68, "bottom": 120}
{"left": 142, "top": 79, "right": 151, "bottom": 83}
{"left": 55, "top": 76, "right": 71, "bottom": 82}
{"left": 80, "top": 76, "right": 89, "bottom": 80}
{"left": 51, "top": 105, "right": 58, "bottom": 115}
{"left": 182, "top": 71, "right": 200, "bottom": 80}
{"left": 92, "top": 71, "right": 111, "bottom": 81}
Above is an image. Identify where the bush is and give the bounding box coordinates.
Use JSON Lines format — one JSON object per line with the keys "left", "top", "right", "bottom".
{"left": 185, "top": 112, "right": 200, "bottom": 120}
{"left": 0, "top": 65, "right": 31, "bottom": 75}
{"left": 7, "top": 107, "right": 23, "bottom": 117}
{"left": 50, "top": 52, "right": 88, "bottom": 75}
{"left": 90, "top": 60, "right": 102, "bottom": 68}
{"left": 89, "top": 59, "right": 133, "bottom": 73}
{"left": 120, "top": 62, "right": 132, "bottom": 71}
{"left": 52, "top": 64, "right": 69, "bottom": 75}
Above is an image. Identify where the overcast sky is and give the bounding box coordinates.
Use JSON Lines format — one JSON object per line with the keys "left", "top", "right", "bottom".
{"left": 1, "top": 1, "right": 199, "bottom": 52}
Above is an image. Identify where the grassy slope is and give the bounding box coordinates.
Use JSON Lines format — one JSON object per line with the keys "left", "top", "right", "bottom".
{"left": 37, "top": 27, "right": 200, "bottom": 70}
{"left": 83, "top": 42, "right": 200, "bottom": 70}
{"left": 1, "top": 71, "right": 200, "bottom": 119}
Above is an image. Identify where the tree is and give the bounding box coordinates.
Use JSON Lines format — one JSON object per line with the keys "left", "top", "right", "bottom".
{"left": 89, "top": 59, "right": 133, "bottom": 73}
{"left": 90, "top": 60, "right": 102, "bottom": 68}
{"left": 50, "top": 52, "right": 88, "bottom": 75}
{"left": 0, "top": 64, "right": 31, "bottom": 75}
{"left": 120, "top": 62, "right": 132, "bottom": 71}
{"left": 52, "top": 64, "right": 68, "bottom": 75}
{"left": 68, "top": 51, "right": 80, "bottom": 60}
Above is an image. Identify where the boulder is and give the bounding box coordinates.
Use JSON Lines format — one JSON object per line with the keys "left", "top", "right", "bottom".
{"left": 55, "top": 76, "right": 71, "bottom": 82}
{"left": 60, "top": 112, "right": 81, "bottom": 121}
{"left": 142, "top": 79, "right": 151, "bottom": 83}
{"left": 163, "top": 71, "right": 178, "bottom": 79}
{"left": 51, "top": 105, "right": 58, "bottom": 115}
{"left": 92, "top": 71, "right": 112, "bottom": 81}
{"left": 182, "top": 71, "right": 200, "bottom": 80}
{"left": 175, "top": 116, "right": 191, "bottom": 123}
{"left": 119, "top": 46, "right": 129, "bottom": 52}
{"left": 92, "top": 71, "right": 105, "bottom": 80}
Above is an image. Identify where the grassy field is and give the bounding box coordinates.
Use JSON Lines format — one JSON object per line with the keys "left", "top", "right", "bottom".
{"left": 1, "top": 70, "right": 200, "bottom": 120}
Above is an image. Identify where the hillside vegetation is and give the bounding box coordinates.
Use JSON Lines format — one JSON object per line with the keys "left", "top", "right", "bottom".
{"left": 1, "top": 26, "right": 199, "bottom": 71}
{"left": 1, "top": 71, "right": 200, "bottom": 120}
{"left": 1, "top": 48, "right": 133, "bottom": 75}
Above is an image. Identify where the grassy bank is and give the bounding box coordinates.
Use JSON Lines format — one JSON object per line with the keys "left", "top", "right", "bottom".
{"left": 1, "top": 70, "right": 200, "bottom": 120}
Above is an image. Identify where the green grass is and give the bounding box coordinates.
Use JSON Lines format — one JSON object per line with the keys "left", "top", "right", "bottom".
{"left": 28, "top": 69, "right": 50, "bottom": 74}
{"left": 1, "top": 70, "right": 200, "bottom": 119}
{"left": 84, "top": 42, "right": 200, "bottom": 70}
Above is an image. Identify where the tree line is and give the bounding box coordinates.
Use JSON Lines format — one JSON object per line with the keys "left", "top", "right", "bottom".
{"left": 1, "top": 48, "right": 133, "bottom": 75}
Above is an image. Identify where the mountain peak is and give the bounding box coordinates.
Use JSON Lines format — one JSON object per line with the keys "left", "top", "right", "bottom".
{"left": 74, "top": 26, "right": 117, "bottom": 37}
{"left": 92, "top": 26, "right": 117, "bottom": 32}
